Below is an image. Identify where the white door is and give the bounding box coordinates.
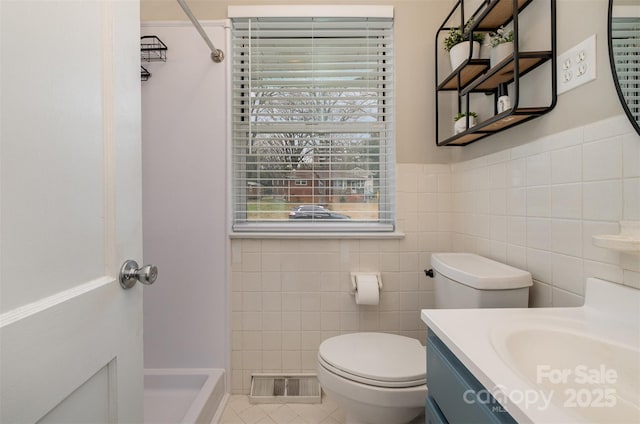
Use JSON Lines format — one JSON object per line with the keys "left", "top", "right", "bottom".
{"left": 0, "top": 1, "right": 146, "bottom": 422}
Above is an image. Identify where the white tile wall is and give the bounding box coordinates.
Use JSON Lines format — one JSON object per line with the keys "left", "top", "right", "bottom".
{"left": 450, "top": 115, "right": 640, "bottom": 307}
{"left": 551, "top": 145, "right": 582, "bottom": 184}
{"left": 623, "top": 134, "right": 640, "bottom": 178}
{"left": 230, "top": 116, "right": 640, "bottom": 394}
{"left": 230, "top": 164, "right": 451, "bottom": 394}
{"left": 551, "top": 183, "right": 582, "bottom": 219}
{"left": 583, "top": 137, "right": 623, "bottom": 181}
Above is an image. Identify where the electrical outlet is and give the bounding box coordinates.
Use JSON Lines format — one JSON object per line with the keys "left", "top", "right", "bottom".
{"left": 557, "top": 35, "right": 596, "bottom": 95}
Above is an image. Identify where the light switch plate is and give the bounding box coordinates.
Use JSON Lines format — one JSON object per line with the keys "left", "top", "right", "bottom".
{"left": 557, "top": 34, "right": 597, "bottom": 95}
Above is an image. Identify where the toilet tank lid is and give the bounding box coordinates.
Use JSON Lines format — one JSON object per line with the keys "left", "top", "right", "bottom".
{"left": 431, "top": 253, "right": 532, "bottom": 290}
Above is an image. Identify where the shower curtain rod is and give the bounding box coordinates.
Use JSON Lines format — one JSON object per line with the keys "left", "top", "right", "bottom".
{"left": 177, "top": 0, "right": 224, "bottom": 63}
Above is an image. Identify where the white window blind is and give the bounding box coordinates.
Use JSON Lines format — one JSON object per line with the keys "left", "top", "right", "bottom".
{"left": 230, "top": 8, "right": 395, "bottom": 232}
{"left": 612, "top": 17, "right": 640, "bottom": 122}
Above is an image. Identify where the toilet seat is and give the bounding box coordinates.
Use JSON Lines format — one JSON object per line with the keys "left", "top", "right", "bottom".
{"left": 317, "top": 333, "right": 426, "bottom": 388}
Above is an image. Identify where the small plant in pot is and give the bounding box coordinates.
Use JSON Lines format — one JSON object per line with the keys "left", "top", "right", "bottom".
{"left": 444, "top": 20, "right": 485, "bottom": 70}
{"left": 454, "top": 112, "right": 478, "bottom": 134}
{"left": 489, "top": 26, "right": 514, "bottom": 68}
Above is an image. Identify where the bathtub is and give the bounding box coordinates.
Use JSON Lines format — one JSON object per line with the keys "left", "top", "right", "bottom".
{"left": 144, "top": 369, "right": 227, "bottom": 424}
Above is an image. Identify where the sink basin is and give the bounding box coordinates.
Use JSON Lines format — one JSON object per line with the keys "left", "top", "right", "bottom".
{"left": 423, "top": 278, "right": 640, "bottom": 423}
{"left": 492, "top": 320, "right": 640, "bottom": 423}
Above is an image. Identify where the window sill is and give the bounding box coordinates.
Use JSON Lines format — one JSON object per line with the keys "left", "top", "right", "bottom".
{"left": 229, "top": 231, "right": 405, "bottom": 240}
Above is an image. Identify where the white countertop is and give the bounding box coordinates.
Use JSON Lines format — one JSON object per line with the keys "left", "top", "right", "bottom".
{"left": 421, "top": 278, "right": 640, "bottom": 424}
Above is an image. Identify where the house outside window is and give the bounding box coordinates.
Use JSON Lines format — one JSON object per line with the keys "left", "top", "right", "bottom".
{"left": 230, "top": 6, "right": 395, "bottom": 232}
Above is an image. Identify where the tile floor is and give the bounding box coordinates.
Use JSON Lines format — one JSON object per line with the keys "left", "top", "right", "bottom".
{"left": 219, "top": 394, "right": 345, "bottom": 424}
{"left": 219, "top": 394, "right": 425, "bottom": 424}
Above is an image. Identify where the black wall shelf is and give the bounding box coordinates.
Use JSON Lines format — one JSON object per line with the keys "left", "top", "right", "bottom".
{"left": 435, "top": 0, "right": 557, "bottom": 147}
{"left": 141, "top": 36, "right": 168, "bottom": 62}
{"left": 141, "top": 66, "right": 151, "bottom": 81}
{"left": 140, "top": 36, "right": 167, "bottom": 81}
{"left": 461, "top": 51, "right": 552, "bottom": 94}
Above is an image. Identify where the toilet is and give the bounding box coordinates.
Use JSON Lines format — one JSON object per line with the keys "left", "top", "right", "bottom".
{"left": 316, "top": 253, "right": 532, "bottom": 424}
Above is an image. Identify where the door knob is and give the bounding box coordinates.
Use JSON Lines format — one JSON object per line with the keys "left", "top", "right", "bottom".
{"left": 119, "top": 259, "right": 158, "bottom": 289}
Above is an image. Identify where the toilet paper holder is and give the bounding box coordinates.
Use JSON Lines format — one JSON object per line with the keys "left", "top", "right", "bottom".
{"left": 349, "top": 272, "right": 382, "bottom": 295}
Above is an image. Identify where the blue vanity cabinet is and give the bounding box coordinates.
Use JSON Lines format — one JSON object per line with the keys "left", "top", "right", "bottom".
{"left": 426, "top": 332, "right": 517, "bottom": 424}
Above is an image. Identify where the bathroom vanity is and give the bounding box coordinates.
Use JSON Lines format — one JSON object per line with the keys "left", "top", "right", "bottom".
{"left": 421, "top": 278, "right": 640, "bottom": 423}
{"left": 426, "top": 332, "right": 516, "bottom": 423}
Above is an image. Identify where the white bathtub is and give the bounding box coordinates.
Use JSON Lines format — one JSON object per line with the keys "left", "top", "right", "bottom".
{"left": 144, "top": 369, "right": 227, "bottom": 424}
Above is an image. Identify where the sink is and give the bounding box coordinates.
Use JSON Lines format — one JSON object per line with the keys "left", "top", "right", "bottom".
{"left": 492, "top": 319, "right": 640, "bottom": 423}
{"left": 423, "top": 278, "right": 640, "bottom": 423}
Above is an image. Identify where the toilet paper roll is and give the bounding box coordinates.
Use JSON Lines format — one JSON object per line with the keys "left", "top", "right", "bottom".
{"left": 355, "top": 274, "right": 380, "bottom": 305}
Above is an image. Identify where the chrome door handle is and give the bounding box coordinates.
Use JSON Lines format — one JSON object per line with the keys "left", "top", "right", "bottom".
{"left": 119, "top": 259, "right": 158, "bottom": 289}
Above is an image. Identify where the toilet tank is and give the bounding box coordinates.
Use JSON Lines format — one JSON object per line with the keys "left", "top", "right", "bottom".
{"left": 431, "top": 253, "right": 532, "bottom": 309}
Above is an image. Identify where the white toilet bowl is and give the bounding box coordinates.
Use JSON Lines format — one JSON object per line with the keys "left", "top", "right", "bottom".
{"left": 318, "top": 254, "right": 531, "bottom": 423}
{"left": 317, "top": 253, "right": 532, "bottom": 424}
{"left": 316, "top": 332, "right": 427, "bottom": 424}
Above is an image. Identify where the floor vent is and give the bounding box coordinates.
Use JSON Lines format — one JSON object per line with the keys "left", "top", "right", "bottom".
{"left": 249, "top": 374, "right": 321, "bottom": 404}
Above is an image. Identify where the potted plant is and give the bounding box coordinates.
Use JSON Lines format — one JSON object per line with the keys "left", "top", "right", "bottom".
{"left": 444, "top": 20, "right": 485, "bottom": 70}
{"left": 489, "top": 26, "right": 514, "bottom": 68}
{"left": 454, "top": 112, "right": 478, "bottom": 134}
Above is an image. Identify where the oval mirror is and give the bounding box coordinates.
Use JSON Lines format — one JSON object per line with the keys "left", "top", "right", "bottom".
{"left": 608, "top": 0, "right": 640, "bottom": 135}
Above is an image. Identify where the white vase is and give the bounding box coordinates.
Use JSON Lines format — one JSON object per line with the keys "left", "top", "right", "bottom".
{"left": 490, "top": 41, "right": 514, "bottom": 68}
{"left": 449, "top": 41, "right": 481, "bottom": 70}
{"left": 454, "top": 116, "right": 477, "bottom": 134}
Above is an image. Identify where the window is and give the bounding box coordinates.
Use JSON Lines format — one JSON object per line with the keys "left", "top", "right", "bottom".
{"left": 230, "top": 6, "right": 395, "bottom": 232}
{"left": 612, "top": 16, "right": 640, "bottom": 123}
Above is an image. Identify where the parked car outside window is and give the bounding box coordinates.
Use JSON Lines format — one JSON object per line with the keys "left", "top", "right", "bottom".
{"left": 288, "top": 205, "right": 350, "bottom": 220}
